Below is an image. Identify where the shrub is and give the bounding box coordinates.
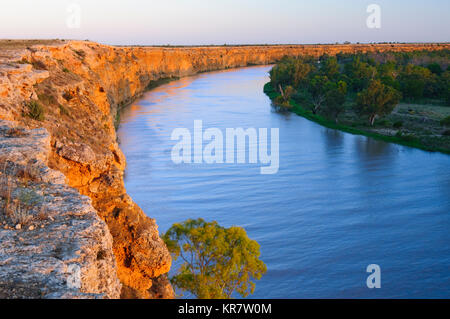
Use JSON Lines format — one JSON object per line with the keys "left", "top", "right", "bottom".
{"left": 393, "top": 121, "right": 403, "bottom": 128}
{"left": 25, "top": 101, "right": 45, "bottom": 121}
{"left": 402, "top": 135, "right": 418, "bottom": 142}
{"left": 10, "top": 203, "right": 33, "bottom": 226}
{"left": 62, "top": 91, "right": 74, "bottom": 102}
{"left": 58, "top": 104, "right": 69, "bottom": 116}
{"left": 38, "top": 93, "right": 56, "bottom": 105}
{"left": 73, "top": 49, "right": 86, "bottom": 59}
{"left": 273, "top": 95, "right": 292, "bottom": 108}
{"left": 427, "top": 63, "right": 442, "bottom": 75}
{"left": 396, "top": 131, "right": 418, "bottom": 142}
{"left": 440, "top": 116, "right": 450, "bottom": 126}
{"left": 31, "top": 60, "right": 47, "bottom": 70}
{"left": 16, "top": 59, "right": 31, "bottom": 65}
{"left": 375, "top": 119, "right": 391, "bottom": 127}
{"left": 5, "top": 128, "right": 27, "bottom": 137}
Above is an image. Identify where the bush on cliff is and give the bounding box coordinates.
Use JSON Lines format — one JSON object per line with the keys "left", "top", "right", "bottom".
{"left": 163, "top": 218, "right": 267, "bottom": 299}
{"left": 25, "top": 101, "right": 45, "bottom": 121}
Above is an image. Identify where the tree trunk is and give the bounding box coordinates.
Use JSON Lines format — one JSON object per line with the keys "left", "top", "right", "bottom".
{"left": 370, "top": 114, "right": 377, "bottom": 126}
{"left": 278, "top": 84, "right": 285, "bottom": 99}
{"left": 313, "top": 104, "right": 320, "bottom": 114}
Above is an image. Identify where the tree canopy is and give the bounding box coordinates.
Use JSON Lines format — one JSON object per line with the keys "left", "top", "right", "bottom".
{"left": 265, "top": 49, "right": 450, "bottom": 152}
{"left": 355, "top": 80, "right": 402, "bottom": 126}
{"left": 163, "top": 218, "right": 267, "bottom": 299}
{"left": 268, "top": 49, "right": 450, "bottom": 124}
{"left": 323, "top": 80, "right": 348, "bottom": 123}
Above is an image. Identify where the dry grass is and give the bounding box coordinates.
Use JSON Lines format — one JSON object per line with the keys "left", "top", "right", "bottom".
{"left": 9, "top": 201, "right": 33, "bottom": 226}
{"left": 36, "top": 205, "right": 48, "bottom": 222}
{"left": 0, "top": 186, "right": 38, "bottom": 227}
{"left": 0, "top": 162, "right": 46, "bottom": 228}
{"left": 0, "top": 175, "right": 14, "bottom": 219}
{"left": 0, "top": 39, "right": 66, "bottom": 50}
{"left": 4, "top": 128, "right": 28, "bottom": 138}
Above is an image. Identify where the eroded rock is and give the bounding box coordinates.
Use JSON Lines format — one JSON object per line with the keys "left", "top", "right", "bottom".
{"left": 0, "top": 120, "right": 121, "bottom": 299}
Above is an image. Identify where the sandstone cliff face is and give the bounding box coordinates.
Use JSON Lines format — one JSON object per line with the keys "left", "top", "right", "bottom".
{"left": 0, "top": 40, "right": 448, "bottom": 299}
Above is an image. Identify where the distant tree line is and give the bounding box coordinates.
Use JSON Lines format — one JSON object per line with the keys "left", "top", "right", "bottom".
{"left": 269, "top": 49, "right": 450, "bottom": 125}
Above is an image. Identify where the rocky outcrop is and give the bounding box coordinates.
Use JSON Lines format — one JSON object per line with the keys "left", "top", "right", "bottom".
{"left": 0, "top": 120, "right": 121, "bottom": 299}
{"left": 0, "top": 40, "right": 448, "bottom": 299}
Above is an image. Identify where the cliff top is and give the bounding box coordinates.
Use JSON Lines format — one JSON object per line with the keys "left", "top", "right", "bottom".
{"left": 0, "top": 40, "right": 67, "bottom": 50}
{"left": 1, "top": 39, "right": 448, "bottom": 51}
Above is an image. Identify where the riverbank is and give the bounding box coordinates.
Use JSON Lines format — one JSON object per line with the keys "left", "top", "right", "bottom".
{"left": 264, "top": 83, "right": 450, "bottom": 154}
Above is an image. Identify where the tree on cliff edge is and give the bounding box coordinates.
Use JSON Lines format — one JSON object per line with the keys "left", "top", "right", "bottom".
{"left": 163, "top": 219, "right": 267, "bottom": 299}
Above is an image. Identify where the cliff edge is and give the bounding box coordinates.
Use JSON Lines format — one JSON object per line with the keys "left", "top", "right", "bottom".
{"left": 0, "top": 120, "right": 121, "bottom": 298}
{"left": 0, "top": 40, "right": 448, "bottom": 299}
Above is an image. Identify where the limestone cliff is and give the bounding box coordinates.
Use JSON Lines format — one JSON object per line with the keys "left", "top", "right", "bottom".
{"left": 0, "top": 120, "right": 121, "bottom": 298}
{"left": 0, "top": 40, "right": 448, "bottom": 299}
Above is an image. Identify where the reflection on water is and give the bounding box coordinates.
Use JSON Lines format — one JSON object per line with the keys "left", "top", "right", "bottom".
{"left": 354, "top": 136, "right": 395, "bottom": 158}
{"left": 118, "top": 66, "right": 450, "bottom": 298}
{"left": 323, "top": 129, "right": 345, "bottom": 151}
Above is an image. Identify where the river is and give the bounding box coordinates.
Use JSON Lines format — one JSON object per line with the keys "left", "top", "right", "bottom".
{"left": 117, "top": 65, "right": 450, "bottom": 298}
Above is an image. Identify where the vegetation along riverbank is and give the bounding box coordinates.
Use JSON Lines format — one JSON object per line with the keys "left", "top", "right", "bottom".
{"left": 265, "top": 49, "right": 450, "bottom": 154}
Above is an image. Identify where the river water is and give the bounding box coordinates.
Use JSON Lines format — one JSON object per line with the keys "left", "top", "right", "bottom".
{"left": 117, "top": 65, "right": 450, "bottom": 298}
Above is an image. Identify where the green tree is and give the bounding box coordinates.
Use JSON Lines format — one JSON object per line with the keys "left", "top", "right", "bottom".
{"left": 399, "top": 64, "right": 433, "bottom": 100}
{"left": 445, "top": 87, "right": 450, "bottom": 106}
{"left": 269, "top": 62, "right": 292, "bottom": 90}
{"left": 281, "top": 85, "right": 295, "bottom": 102}
{"left": 378, "top": 61, "right": 400, "bottom": 90}
{"left": 427, "top": 62, "right": 442, "bottom": 76}
{"left": 324, "top": 81, "right": 347, "bottom": 123}
{"left": 274, "top": 85, "right": 295, "bottom": 108}
{"left": 291, "top": 59, "right": 313, "bottom": 87}
{"left": 355, "top": 80, "right": 401, "bottom": 126}
{"left": 345, "top": 57, "right": 377, "bottom": 91}
{"left": 163, "top": 219, "right": 267, "bottom": 299}
{"left": 270, "top": 58, "right": 313, "bottom": 91}
{"left": 309, "top": 75, "right": 331, "bottom": 114}
{"left": 439, "top": 70, "right": 450, "bottom": 105}
{"left": 321, "top": 56, "right": 340, "bottom": 79}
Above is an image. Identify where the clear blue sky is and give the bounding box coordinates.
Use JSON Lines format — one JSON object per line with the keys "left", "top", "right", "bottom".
{"left": 0, "top": 0, "right": 448, "bottom": 45}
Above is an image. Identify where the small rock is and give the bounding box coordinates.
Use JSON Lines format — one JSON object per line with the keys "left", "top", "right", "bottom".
{"left": 28, "top": 225, "right": 35, "bottom": 231}
{"left": 15, "top": 224, "right": 22, "bottom": 230}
